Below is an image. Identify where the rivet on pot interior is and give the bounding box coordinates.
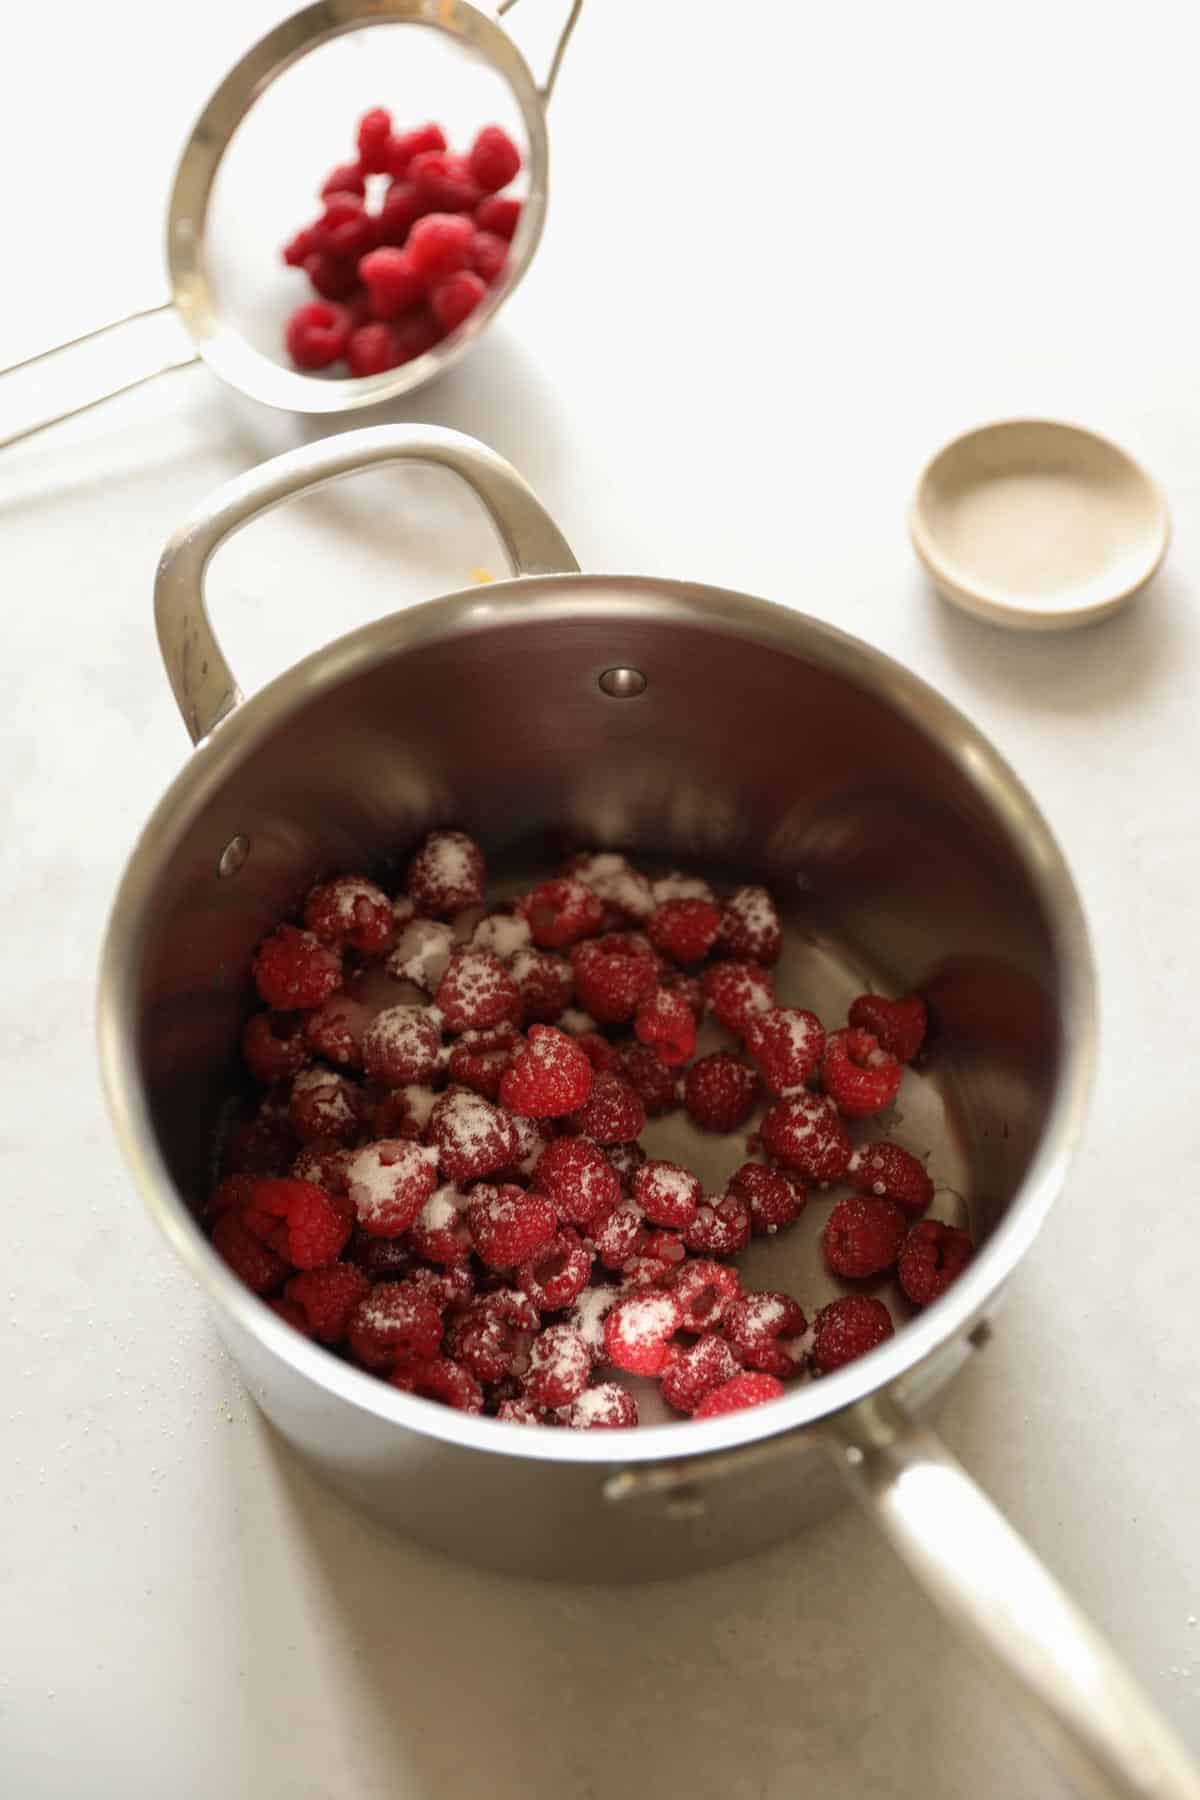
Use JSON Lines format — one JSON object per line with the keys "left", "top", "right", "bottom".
{"left": 599, "top": 666, "right": 647, "bottom": 698}
{"left": 218, "top": 834, "right": 250, "bottom": 878}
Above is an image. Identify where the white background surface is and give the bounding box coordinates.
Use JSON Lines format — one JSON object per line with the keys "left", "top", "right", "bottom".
{"left": 2, "top": 2, "right": 1199, "bottom": 1795}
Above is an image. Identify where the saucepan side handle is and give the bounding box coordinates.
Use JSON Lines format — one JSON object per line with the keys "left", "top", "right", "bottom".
{"left": 153, "top": 423, "right": 579, "bottom": 745}
{"left": 823, "top": 1392, "right": 1200, "bottom": 1800}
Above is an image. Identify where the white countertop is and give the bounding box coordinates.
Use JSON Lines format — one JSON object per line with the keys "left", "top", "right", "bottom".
{"left": 3, "top": 2, "right": 1198, "bottom": 1794}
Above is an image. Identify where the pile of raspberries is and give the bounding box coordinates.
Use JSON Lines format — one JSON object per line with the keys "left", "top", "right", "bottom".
{"left": 209, "top": 831, "right": 972, "bottom": 1429}
{"left": 282, "top": 108, "right": 523, "bottom": 377}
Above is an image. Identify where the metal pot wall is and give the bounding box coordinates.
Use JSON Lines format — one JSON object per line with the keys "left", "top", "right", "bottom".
{"left": 99, "top": 424, "right": 1198, "bottom": 1800}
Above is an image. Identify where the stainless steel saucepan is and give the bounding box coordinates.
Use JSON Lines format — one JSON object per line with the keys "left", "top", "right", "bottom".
{"left": 98, "top": 423, "right": 1199, "bottom": 1800}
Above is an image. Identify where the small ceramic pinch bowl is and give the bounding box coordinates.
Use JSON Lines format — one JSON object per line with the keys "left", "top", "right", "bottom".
{"left": 910, "top": 418, "right": 1169, "bottom": 630}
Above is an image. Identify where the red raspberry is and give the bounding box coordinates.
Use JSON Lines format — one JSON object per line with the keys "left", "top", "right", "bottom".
{"left": 356, "top": 106, "right": 394, "bottom": 173}
{"left": 475, "top": 194, "right": 521, "bottom": 240}
{"left": 346, "top": 1138, "right": 438, "bottom": 1237}
{"left": 821, "top": 1027, "right": 902, "bottom": 1119}
{"left": 471, "top": 909, "right": 532, "bottom": 959}
{"left": 447, "top": 1021, "right": 521, "bottom": 1100}
{"left": 496, "top": 1397, "right": 546, "bottom": 1425}
{"left": 702, "top": 960, "right": 775, "bottom": 1036}
{"left": 303, "top": 875, "right": 392, "bottom": 954}
{"left": 724, "top": 1292, "right": 808, "bottom": 1375}
{"left": 359, "top": 246, "right": 425, "bottom": 319}
{"left": 624, "top": 1229, "right": 688, "bottom": 1286}
{"left": 284, "top": 1263, "right": 370, "bottom": 1344}
{"left": 591, "top": 1202, "right": 649, "bottom": 1270}
{"left": 467, "top": 1183, "right": 557, "bottom": 1269}
{"left": 571, "top": 1071, "right": 646, "bottom": 1144}
{"left": 407, "top": 210, "right": 475, "bottom": 282}
{"left": 684, "top": 1192, "right": 752, "bottom": 1257}
{"left": 320, "top": 161, "right": 366, "bottom": 200}
{"left": 283, "top": 224, "right": 321, "bottom": 266}
{"left": 345, "top": 1225, "right": 410, "bottom": 1284}
{"left": 727, "top": 1161, "right": 804, "bottom": 1235}
{"left": 898, "top": 1219, "right": 973, "bottom": 1306}
{"left": 436, "top": 949, "right": 520, "bottom": 1034}
{"left": 471, "top": 229, "right": 509, "bottom": 285}
{"left": 408, "top": 1183, "right": 472, "bottom": 1265}
{"left": 848, "top": 1142, "right": 933, "bottom": 1215}
{"left": 405, "top": 1262, "right": 475, "bottom": 1312}
{"left": 468, "top": 124, "right": 522, "bottom": 193}
{"left": 570, "top": 934, "right": 658, "bottom": 1025}
{"left": 426, "top": 1088, "right": 516, "bottom": 1183}
{"left": 760, "top": 1091, "right": 851, "bottom": 1183}
{"left": 211, "top": 1211, "right": 289, "bottom": 1294}
{"left": 362, "top": 1004, "right": 441, "bottom": 1085}
{"left": 660, "top": 1334, "right": 741, "bottom": 1413}
{"left": 604, "top": 1290, "right": 682, "bottom": 1375}
{"left": 346, "top": 321, "right": 402, "bottom": 377}
{"left": 378, "top": 179, "right": 426, "bottom": 244}
{"left": 500, "top": 1024, "right": 593, "bottom": 1117}
{"left": 386, "top": 121, "right": 447, "bottom": 177}
{"left": 647, "top": 898, "right": 722, "bottom": 965}
{"left": 431, "top": 270, "right": 486, "bottom": 333}
{"left": 288, "top": 1067, "right": 363, "bottom": 1144}
{"left": 303, "top": 993, "right": 369, "bottom": 1068}
{"left": 519, "top": 877, "right": 604, "bottom": 950}
{"left": 684, "top": 1052, "right": 758, "bottom": 1133}
{"left": 532, "top": 1137, "right": 620, "bottom": 1228}
{"left": 663, "top": 970, "right": 704, "bottom": 1016}
{"left": 347, "top": 1281, "right": 443, "bottom": 1372}
{"left": 827, "top": 1195, "right": 899, "bottom": 1281}
{"left": 268, "top": 1295, "right": 311, "bottom": 1333}
{"left": 447, "top": 1289, "right": 537, "bottom": 1383}
{"left": 290, "top": 1138, "right": 352, "bottom": 1193}
{"left": 241, "top": 1011, "right": 311, "bottom": 1085}
{"left": 744, "top": 1007, "right": 824, "bottom": 1095}
{"left": 284, "top": 300, "right": 351, "bottom": 370}
{"left": 634, "top": 987, "right": 696, "bottom": 1067}
{"left": 812, "top": 1294, "right": 894, "bottom": 1372}
{"left": 406, "top": 829, "right": 486, "bottom": 916}
{"left": 616, "top": 1043, "right": 676, "bottom": 1117}
{"left": 371, "top": 1083, "right": 436, "bottom": 1140}
{"left": 565, "top": 1383, "right": 638, "bottom": 1428}
{"left": 509, "top": 948, "right": 572, "bottom": 1023}
{"left": 524, "top": 1324, "right": 591, "bottom": 1408}
{"left": 632, "top": 1159, "right": 701, "bottom": 1229}
{"left": 848, "top": 992, "right": 927, "bottom": 1063}
{"left": 694, "top": 1372, "right": 785, "bottom": 1418}
{"left": 576, "top": 1031, "right": 622, "bottom": 1073}
{"left": 671, "top": 1259, "right": 741, "bottom": 1332}
{"left": 408, "top": 149, "right": 482, "bottom": 213}
{"left": 719, "top": 885, "right": 782, "bottom": 963}
{"left": 303, "top": 252, "right": 361, "bottom": 303}
{"left": 517, "top": 1227, "right": 593, "bottom": 1311}
{"left": 388, "top": 916, "right": 455, "bottom": 991}
{"left": 254, "top": 925, "right": 341, "bottom": 1010}
{"left": 392, "top": 308, "right": 443, "bottom": 364}
{"left": 247, "top": 1176, "right": 352, "bottom": 1269}
{"left": 391, "top": 1355, "right": 483, "bottom": 1413}
{"left": 603, "top": 1140, "right": 646, "bottom": 1190}
{"left": 315, "top": 191, "right": 376, "bottom": 258}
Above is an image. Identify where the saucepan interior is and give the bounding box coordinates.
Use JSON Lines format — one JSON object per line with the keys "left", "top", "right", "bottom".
{"left": 99, "top": 575, "right": 1093, "bottom": 1494}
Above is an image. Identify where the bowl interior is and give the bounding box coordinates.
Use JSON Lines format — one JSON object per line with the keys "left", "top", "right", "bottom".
{"left": 105, "top": 578, "right": 1091, "bottom": 1444}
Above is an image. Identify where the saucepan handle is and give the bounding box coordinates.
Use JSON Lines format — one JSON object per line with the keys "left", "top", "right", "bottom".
{"left": 825, "top": 1392, "right": 1200, "bottom": 1799}
{"left": 153, "top": 423, "right": 579, "bottom": 745}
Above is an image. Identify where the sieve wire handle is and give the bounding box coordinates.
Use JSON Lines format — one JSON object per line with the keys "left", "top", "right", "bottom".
{"left": 0, "top": 304, "right": 199, "bottom": 451}
{"left": 496, "top": 0, "right": 583, "bottom": 103}
{"left": 824, "top": 1393, "right": 1200, "bottom": 1800}
{"left": 153, "top": 422, "right": 579, "bottom": 745}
